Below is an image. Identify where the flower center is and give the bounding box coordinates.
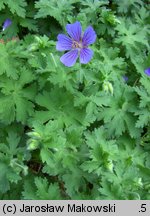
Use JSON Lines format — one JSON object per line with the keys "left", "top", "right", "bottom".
{"left": 72, "top": 40, "right": 83, "bottom": 49}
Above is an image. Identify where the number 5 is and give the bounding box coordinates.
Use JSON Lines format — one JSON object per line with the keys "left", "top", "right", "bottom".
{"left": 141, "top": 204, "right": 146, "bottom": 212}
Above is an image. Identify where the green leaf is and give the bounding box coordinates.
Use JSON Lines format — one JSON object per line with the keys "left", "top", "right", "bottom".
{"left": 0, "top": 43, "right": 19, "bottom": 79}
{"left": 35, "top": 88, "right": 86, "bottom": 126}
{"left": 0, "top": 163, "right": 10, "bottom": 193}
{"left": 0, "top": 68, "right": 36, "bottom": 124}
{"left": 23, "top": 177, "right": 62, "bottom": 200}
{"left": 35, "top": 0, "right": 79, "bottom": 26}
{"left": 6, "top": 0, "right": 27, "bottom": 18}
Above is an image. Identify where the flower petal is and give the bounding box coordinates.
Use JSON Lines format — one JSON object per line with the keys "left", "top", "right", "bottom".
{"left": 60, "top": 49, "right": 78, "bottom": 67}
{"left": 2, "top": 19, "right": 12, "bottom": 31}
{"left": 123, "top": 75, "right": 128, "bottom": 82}
{"left": 80, "top": 48, "right": 93, "bottom": 64}
{"left": 66, "top": 21, "right": 82, "bottom": 42}
{"left": 56, "top": 34, "right": 72, "bottom": 51}
{"left": 144, "top": 67, "right": 150, "bottom": 76}
{"left": 82, "top": 26, "right": 96, "bottom": 46}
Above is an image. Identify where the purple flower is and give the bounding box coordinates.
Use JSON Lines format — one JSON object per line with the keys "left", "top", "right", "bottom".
{"left": 56, "top": 21, "right": 96, "bottom": 67}
{"left": 144, "top": 67, "right": 150, "bottom": 76}
{"left": 123, "top": 75, "right": 128, "bottom": 82}
{"left": 2, "top": 19, "right": 12, "bottom": 31}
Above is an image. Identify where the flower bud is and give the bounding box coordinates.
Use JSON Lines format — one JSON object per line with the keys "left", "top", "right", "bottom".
{"left": 28, "top": 132, "right": 41, "bottom": 139}
{"left": 27, "top": 139, "right": 39, "bottom": 150}
{"left": 105, "top": 160, "right": 114, "bottom": 172}
{"left": 103, "top": 82, "right": 109, "bottom": 93}
{"left": 107, "top": 82, "right": 113, "bottom": 95}
{"left": 28, "top": 43, "right": 38, "bottom": 51}
{"left": 103, "top": 81, "right": 113, "bottom": 95}
{"left": 2, "top": 19, "right": 12, "bottom": 31}
{"left": 23, "top": 166, "right": 28, "bottom": 176}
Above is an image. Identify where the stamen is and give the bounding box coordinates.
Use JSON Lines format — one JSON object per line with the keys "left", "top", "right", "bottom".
{"left": 72, "top": 40, "right": 83, "bottom": 49}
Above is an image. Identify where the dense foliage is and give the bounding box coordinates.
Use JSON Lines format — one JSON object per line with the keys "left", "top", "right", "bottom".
{"left": 0, "top": 0, "right": 150, "bottom": 200}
